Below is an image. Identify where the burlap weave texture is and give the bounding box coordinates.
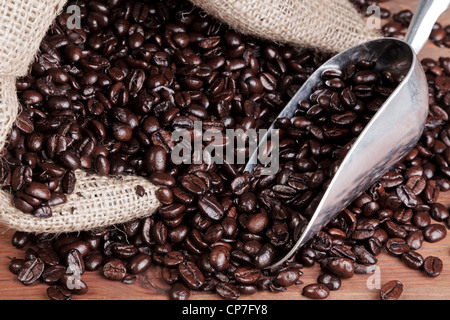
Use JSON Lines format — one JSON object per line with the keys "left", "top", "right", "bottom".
{"left": 189, "top": 0, "right": 381, "bottom": 53}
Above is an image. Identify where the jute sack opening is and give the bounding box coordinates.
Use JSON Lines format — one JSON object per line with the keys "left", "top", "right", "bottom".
{"left": 0, "top": 0, "right": 381, "bottom": 234}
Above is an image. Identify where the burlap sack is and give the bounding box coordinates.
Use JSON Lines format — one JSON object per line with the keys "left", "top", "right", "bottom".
{"left": 0, "top": 170, "right": 160, "bottom": 234}
{"left": 0, "top": 0, "right": 381, "bottom": 234}
{"left": 189, "top": 0, "right": 382, "bottom": 53}
{"left": 0, "top": 0, "right": 160, "bottom": 234}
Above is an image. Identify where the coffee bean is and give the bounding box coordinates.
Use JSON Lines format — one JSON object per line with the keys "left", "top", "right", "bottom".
{"left": 24, "top": 182, "right": 51, "bottom": 200}
{"left": 103, "top": 259, "right": 127, "bottom": 281}
{"left": 302, "top": 283, "right": 330, "bottom": 299}
{"left": 145, "top": 146, "right": 167, "bottom": 173}
{"left": 380, "top": 280, "right": 403, "bottom": 300}
{"left": 254, "top": 243, "right": 276, "bottom": 269}
{"left": 386, "top": 238, "right": 410, "bottom": 256}
{"left": 423, "top": 224, "right": 447, "bottom": 243}
{"left": 85, "top": 252, "right": 103, "bottom": 271}
{"left": 156, "top": 187, "right": 173, "bottom": 205}
{"left": 47, "top": 285, "right": 72, "bottom": 300}
{"left": 423, "top": 256, "right": 443, "bottom": 277}
{"left": 128, "top": 253, "right": 152, "bottom": 274}
{"left": 325, "top": 257, "right": 354, "bottom": 279}
{"left": 61, "top": 170, "right": 76, "bottom": 194}
{"left": 17, "top": 258, "right": 45, "bottom": 285}
{"left": 429, "top": 203, "right": 449, "bottom": 222}
{"left": 405, "top": 230, "right": 424, "bottom": 250}
{"left": 274, "top": 268, "right": 301, "bottom": 287}
{"left": 209, "top": 245, "right": 230, "bottom": 271}
{"left": 178, "top": 261, "right": 204, "bottom": 289}
{"left": 234, "top": 266, "right": 261, "bottom": 285}
{"left": 41, "top": 264, "right": 66, "bottom": 284}
{"left": 198, "top": 195, "right": 224, "bottom": 221}
{"left": 401, "top": 250, "right": 424, "bottom": 270}
{"left": 59, "top": 151, "right": 80, "bottom": 170}
{"left": 11, "top": 231, "right": 32, "bottom": 249}
{"left": 9, "top": 258, "right": 25, "bottom": 276}
{"left": 169, "top": 282, "right": 190, "bottom": 300}
{"left": 317, "top": 272, "right": 341, "bottom": 291}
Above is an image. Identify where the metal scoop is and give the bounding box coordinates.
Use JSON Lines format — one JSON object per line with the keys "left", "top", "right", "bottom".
{"left": 244, "top": 0, "right": 450, "bottom": 269}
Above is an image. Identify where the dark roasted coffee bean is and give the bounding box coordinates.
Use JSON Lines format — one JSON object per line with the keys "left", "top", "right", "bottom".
{"left": 254, "top": 243, "right": 276, "bottom": 269}
{"left": 61, "top": 170, "right": 76, "bottom": 194}
{"left": 380, "top": 280, "right": 403, "bottom": 300}
{"left": 198, "top": 195, "right": 224, "bottom": 221}
{"left": 380, "top": 172, "right": 403, "bottom": 188}
{"left": 37, "top": 248, "right": 60, "bottom": 266}
{"left": 215, "top": 282, "right": 240, "bottom": 300}
{"left": 234, "top": 266, "right": 261, "bottom": 284}
{"left": 128, "top": 253, "right": 152, "bottom": 274}
{"left": 156, "top": 187, "right": 173, "bottom": 205}
{"left": 209, "top": 245, "right": 230, "bottom": 271}
{"left": 274, "top": 268, "right": 301, "bottom": 287}
{"left": 302, "top": 283, "right": 330, "bottom": 299}
{"left": 384, "top": 220, "right": 407, "bottom": 238}
{"left": 11, "top": 231, "right": 32, "bottom": 249}
{"left": 169, "top": 282, "right": 190, "bottom": 300}
{"left": 401, "top": 250, "right": 424, "bottom": 270}
{"left": 423, "top": 256, "right": 443, "bottom": 277}
{"left": 112, "top": 243, "right": 138, "bottom": 259}
{"left": 423, "top": 224, "right": 447, "bottom": 243}
{"left": 24, "top": 182, "right": 51, "bottom": 200}
{"left": 17, "top": 258, "right": 44, "bottom": 285}
{"left": 396, "top": 185, "right": 417, "bottom": 208}
{"left": 386, "top": 238, "right": 410, "bottom": 256}
{"left": 85, "top": 252, "right": 103, "bottom": 271}
{"left": 405, "top": 230, "right": 424, "bottom": 250}
{"left": 230, "top": 174, "right": 250, "bottom": 195}
{"left": 424, "top": 180, "right": 440, "bottom": 204}
{"left": 178, "top": 261, "right": 205, "bottom": 289}
{"left": 102, "top": 259, "right": 127, "bottom": 281}
{"left": 237, "top": 192, "right": 257, "bottom": 213}
{"left": 181, "top": 173, "right": 207, "bottom": 195}
{"left": 47, "top": 285, "right": 72, "bottom": 300}
{"left": 9, "top": 258, "right": 25, "bottom": 275}
{"left": 429, "top": 203, "right": 449, "bottom": 222}
{"left": 317, "top": 272, "right": 341, "bottom": 291}
{"left": 41, "top": 264, "right": 66, "bottom": 284}
{"left": 145, "top": 145, "right": 167, "bottom": 173}
{"left": 149, "top": 172, "right": 176, "bottom": 187}
{"left": 325, "top": 257, "right": 354, "bottom": 279}
{"left": 59, "top": 151, "right": 80, "bottom": 170}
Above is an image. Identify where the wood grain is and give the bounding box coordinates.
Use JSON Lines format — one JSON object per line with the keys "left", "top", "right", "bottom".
{"left": 1, "top": 0, "right": 450, "bottom": 300}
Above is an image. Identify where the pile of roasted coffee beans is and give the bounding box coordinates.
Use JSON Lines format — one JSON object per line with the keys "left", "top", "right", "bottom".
{"left": 3, "top": 0, "right": 450, "bottom": 300}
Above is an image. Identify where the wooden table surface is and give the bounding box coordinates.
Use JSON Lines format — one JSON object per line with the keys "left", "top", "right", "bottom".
{"left": 1, "top": 0, "right": 450, "bottom": 300}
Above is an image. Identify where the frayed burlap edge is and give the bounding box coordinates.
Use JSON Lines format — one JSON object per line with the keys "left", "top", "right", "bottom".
{"left": 0, "top": 170, "right": 160, "bottom": 234}
{"left": 0, "top": 76, "right": 18, "bottom": 153}
{"left": 189, "top": 0, "right": 382, "bottom": 53}
{"left": 0, "top": 0, "right": 68, "bottom": 76}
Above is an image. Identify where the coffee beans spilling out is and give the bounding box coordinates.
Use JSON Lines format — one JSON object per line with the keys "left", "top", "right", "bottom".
{"left": 4, "top": 0, "right": 450, "bottom": 300}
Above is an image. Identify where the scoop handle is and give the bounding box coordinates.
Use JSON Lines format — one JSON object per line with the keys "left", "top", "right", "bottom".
{"left": 405, "top": 0, "right": 450, "bottom": 55}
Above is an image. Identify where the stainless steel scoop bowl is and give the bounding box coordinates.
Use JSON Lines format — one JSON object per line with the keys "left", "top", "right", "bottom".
{"left": 244, "top": 0, "right": 450, "bottom": 269}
